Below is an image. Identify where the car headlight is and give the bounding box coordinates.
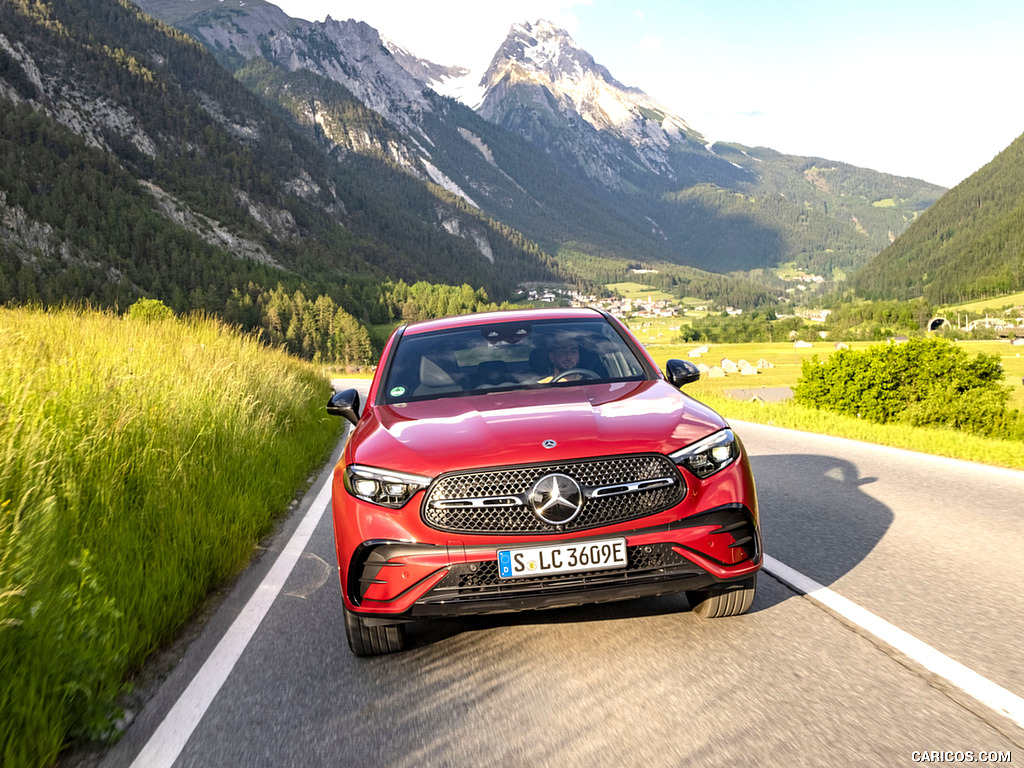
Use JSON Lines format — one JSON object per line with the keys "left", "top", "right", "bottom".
{"left": 343, "top": 465, "right": 432, "bottom": 509}
{"left": 670, "top": 429, "right": 739, "bottom": 479}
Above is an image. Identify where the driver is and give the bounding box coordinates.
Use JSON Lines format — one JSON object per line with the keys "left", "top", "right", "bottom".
{"left": 539, "top": 336, "right": 581, "bottom": 382}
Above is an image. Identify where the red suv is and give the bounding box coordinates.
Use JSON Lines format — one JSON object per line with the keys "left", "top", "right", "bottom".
{"left": 327, "top": 308, "right": 761, "bottom": 655}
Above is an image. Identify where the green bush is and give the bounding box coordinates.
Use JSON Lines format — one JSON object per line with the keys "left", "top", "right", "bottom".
{"left": 794, "top": 338, "right": 1015, "bottom": 437}
{"left": 126, "top": 297, "right": 174, "bottom": 322}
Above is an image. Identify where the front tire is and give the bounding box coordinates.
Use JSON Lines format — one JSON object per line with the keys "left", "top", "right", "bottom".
{"left": 686, "top": 574, "right": 757, "bottom": 618}
{"left": 344, "top": 608, "right": 406, "bottom": 656}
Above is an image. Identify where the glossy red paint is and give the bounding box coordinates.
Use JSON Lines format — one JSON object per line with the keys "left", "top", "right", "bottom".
{"left": 328, "top": 308, "right": 762, "bottom": 652}
{"left": 349, "top": 379, "right": 726, "bottom": 479}
{"left": 331, "top": 449, "right": 759, "bottom": 614}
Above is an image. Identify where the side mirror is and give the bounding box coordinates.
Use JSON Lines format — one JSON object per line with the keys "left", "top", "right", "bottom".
{"left": 327, "top": 388, "right": 361, "bottom": 426}
{"left": 665, "top": 359, "right": 701, "bottom": 388}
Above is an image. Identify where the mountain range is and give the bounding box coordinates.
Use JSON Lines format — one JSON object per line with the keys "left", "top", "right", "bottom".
{"left": 156, "top": 0, "right": 943, "bottom": 275}
{"left": 2, "top": 0, "right": 994, "bottom": 334}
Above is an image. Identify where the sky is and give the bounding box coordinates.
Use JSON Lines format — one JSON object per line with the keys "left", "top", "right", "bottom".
{"left": 270, "top": 0, "right": 1024, "bottom": 188}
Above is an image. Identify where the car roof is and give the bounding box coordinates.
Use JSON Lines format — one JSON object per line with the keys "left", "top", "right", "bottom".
{"left": 402, "top": 307, "right": 608, "bottom": 335}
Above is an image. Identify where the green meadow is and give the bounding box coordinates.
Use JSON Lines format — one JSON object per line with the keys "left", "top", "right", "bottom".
{"left": 603, "top": 282, "right": 676, "bottom": 302}
{"left": 639, "top": 337, "right": 1024, "bottom": 469}
{"left": 940, "top": 290, "right": 1024, "bottom": 315}
{"left": 0, "top": 307, "right": 342, "bottom": 767}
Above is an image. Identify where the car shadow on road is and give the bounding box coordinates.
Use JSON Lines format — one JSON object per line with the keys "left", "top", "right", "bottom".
{"left": 410, "top": 592, "right": 688, "bottom": 643}
{"left": 748, "top": 453, "right": 893, "bottom": 588}
{"left": 406, "top": 579, "right": 792, "bottom": 650}
{"left": 400, "top": 453, "right": 893, "bottom": 652}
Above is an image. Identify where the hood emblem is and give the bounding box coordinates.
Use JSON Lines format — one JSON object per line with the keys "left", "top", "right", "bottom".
{"left": 528, "top": 473, "right": 583, "bottom": 526}
{"left": 542, "top": 439, "right": 557, "bottom": 449}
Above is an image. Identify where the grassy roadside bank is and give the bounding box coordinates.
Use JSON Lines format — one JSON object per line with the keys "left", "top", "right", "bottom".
{"left": 641, "top": 344, "right": 1024, "bottom": 470}
{"left": 0, "top": 307, "right": 343, "bottom": 767}
{"left": 689, "top": 388, "right": 1024, "bottom": 469}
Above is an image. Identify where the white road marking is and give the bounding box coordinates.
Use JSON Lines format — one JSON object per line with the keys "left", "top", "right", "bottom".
{"left": 764, "top": 554, "right": 1024, "bottom": 729}
{"left": 129, "top": 470, "right": 335, "bottom": 768}
{"left": 732, "top": 419, "right": 1024, "bottom": 479}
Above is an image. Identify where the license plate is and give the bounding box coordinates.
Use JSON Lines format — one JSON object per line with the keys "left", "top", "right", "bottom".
{"left": 497, "top": 538, "right": 627, "bottom": 579}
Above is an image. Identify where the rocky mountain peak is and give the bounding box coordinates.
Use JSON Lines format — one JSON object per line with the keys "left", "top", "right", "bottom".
{"left": 484, "top": 20, "right": 625, "bottom": 93}
{"left": 477, "top": 18, "right": 708, "bottom": 188}
{"left": 381, "top": 35, "right": 469, "bottom": 93}
{"left": 137, "top": 0, "right": 436, "bottom": 131}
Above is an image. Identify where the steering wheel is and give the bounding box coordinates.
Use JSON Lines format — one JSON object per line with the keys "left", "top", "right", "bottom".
{"left": 551, "top": 368, "right": 600, "bottom": 383}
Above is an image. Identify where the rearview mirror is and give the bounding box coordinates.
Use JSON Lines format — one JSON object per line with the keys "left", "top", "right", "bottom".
{"left": 665, "top": 359, "right": 701, "bottom": 388}
{"left": 327, "top": 388, "right": 361, "bottom": 426}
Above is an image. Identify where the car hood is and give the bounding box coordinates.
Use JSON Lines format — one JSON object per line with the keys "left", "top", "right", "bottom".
{"left": 349, "top": 380, "right": 727, "bottom": 477}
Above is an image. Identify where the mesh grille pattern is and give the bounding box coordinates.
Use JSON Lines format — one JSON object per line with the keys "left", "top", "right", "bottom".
{"left": 422, "top": 455, "right": 684, "bottom": 534}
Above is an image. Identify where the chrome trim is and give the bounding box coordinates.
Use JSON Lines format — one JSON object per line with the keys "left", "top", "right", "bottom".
{"left": 587, "top": 477, "right": 676, "bottom": 499}
{"left": 422, "top": 454, "right": 685, "bottom": 535}
{"left": 429, "top": 496, "right": 523, "bottom": 510}
{"left": 426, "top": 477, "right": 677, "bottom": 509}
{"left": 528, "top": 473, "right": 584, "bottom": 526}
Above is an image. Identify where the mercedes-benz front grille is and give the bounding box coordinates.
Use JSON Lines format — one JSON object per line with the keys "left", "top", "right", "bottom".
{"left": 422, "top": 454, "right": 685, "bottom": 534}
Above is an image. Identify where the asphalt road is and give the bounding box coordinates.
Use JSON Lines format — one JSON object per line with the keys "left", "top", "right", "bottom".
{"left": 99, "top": 385, "right": 1024, "bottom": 767}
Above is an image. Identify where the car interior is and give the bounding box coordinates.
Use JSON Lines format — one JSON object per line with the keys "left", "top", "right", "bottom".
{"left": 383, "top": 319, "right": 647, "bottom": 402}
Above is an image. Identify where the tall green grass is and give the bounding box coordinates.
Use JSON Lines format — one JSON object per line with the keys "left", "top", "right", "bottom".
{"left": 0, "top": 306, "right": 343, "bottom": 767}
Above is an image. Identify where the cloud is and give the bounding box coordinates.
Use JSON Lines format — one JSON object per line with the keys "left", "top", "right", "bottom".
{"left": 638, "top": 35, "right": 663, "bottom": 52}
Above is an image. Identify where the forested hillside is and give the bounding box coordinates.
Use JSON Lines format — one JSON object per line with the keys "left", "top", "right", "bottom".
{"left": 0, "top": 0, "right": 571, "bottom": 351}
{"left": 707, "top": 144, "right": 944, "bottom": 275}
{"left": 850, "top": 130, "right": 1024, "bottom": 303}
{"left": 143, "top": 0, "right": 945, "bottom": 283}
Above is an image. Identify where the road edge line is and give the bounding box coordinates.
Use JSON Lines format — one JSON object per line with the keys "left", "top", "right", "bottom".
{"left": 128, "top": 460, "right": 337, "bottom": 768}
{"left": 763, "top": 554, "right": 1024, "bottom": 730}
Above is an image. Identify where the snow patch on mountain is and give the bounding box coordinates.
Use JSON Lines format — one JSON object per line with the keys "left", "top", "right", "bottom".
{"left": 431, "top": 69, "right": 487, "bottom": 109}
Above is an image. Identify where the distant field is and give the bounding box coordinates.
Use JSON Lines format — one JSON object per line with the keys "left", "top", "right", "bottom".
{"left": 620, "top": 316, "right": 690, "bottom": 343}
{"left": 604, "top": 282, "right": 675, "bottom": 302}
{"left": 641, "top": 339, "right": 1024, "bottom": 411}
{"left": 940, "top": 290, "right": 1024, "bottom": 314}
{"left": 771, "top": 261, "right": 822, "bottom": 280}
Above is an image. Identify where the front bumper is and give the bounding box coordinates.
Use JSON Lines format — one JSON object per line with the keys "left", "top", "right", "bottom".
{"left": 345, "top": 504, "right": 761, "bottom": 620}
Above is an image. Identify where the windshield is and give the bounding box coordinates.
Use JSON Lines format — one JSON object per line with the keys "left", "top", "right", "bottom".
{"left": 381, "top": 318, "right": 649, "bottom": 403}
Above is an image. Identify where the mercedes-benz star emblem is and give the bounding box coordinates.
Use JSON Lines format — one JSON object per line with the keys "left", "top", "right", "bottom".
{"left": 528, "top": 473, "right": 583, "bottom": 526}
{"left": 542, "top": 439, "right": 557, "bottom": 449}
